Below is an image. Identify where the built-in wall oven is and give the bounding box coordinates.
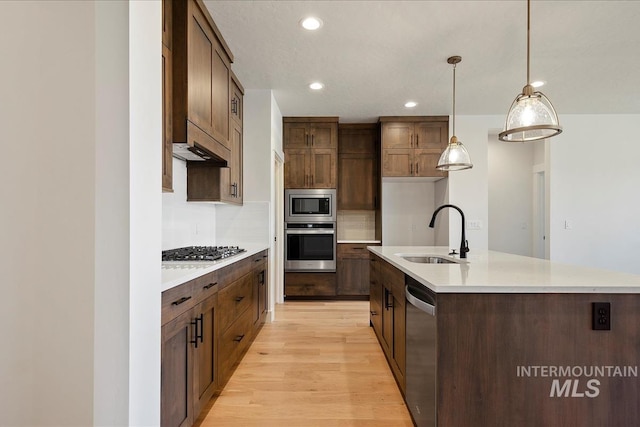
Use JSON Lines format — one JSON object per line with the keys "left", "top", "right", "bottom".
{"left": 285, "top": 189, "right": 337, "bottom": 272}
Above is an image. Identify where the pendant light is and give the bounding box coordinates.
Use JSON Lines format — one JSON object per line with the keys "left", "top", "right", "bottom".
{"left": 498, "top": 0, "right": 562, "bottom": 142}
{"left": 437, "top": 55, "right": 473, "bottom": 171}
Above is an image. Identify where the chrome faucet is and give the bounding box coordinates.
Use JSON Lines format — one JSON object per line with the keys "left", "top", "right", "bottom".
{"left": 429, "top": 204, "right": 470, "bottom": 259}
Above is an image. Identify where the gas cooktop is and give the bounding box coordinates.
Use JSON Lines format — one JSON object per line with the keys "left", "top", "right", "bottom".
{"left": 162, "top": 246, "right": 245, "bottom": 262}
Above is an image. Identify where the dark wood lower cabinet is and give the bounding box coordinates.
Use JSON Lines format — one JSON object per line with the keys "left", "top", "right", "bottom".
{"left": 161, "top": 250, "right": 268, "bottom": 427}
{"left": 370, "top": 253, "right": 406, "bottom": 395}
{"left": 285, "top": 272, "right": 337, "bottom": 298}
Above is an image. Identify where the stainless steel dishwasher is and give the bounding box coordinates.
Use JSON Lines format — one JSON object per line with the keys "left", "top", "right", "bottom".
{"left": 405, "top": 276, "right": 437, "bottom": 426}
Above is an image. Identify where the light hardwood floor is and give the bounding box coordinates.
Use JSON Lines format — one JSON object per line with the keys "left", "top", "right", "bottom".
{"left": 196, "top": 301, "right": 413, "bottom": 427}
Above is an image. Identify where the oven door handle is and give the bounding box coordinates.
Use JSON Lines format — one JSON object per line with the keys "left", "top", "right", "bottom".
{"left": 285, "top": 229, "right": 335, "bottom": 235}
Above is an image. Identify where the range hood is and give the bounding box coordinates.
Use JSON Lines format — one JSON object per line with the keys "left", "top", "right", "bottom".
{"left": 173, "top": 120, "right": 230, "bottom": 165}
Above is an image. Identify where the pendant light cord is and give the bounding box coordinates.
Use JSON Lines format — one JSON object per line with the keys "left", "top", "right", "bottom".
{"left": 452, "top": 62, "right": 456, "bottom": 136}
{"left": 527, "top": 0, "right": 530, "bottom": 85}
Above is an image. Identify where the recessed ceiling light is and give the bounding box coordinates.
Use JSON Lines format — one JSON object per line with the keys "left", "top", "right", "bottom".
{"left": 309, "top": 82, "right": 324, "bottom": 90}
{"left": 531, "top": 80, "right": 545, "bottom": 88}
{"left": 405, "top": 101, "right": 418, "bottom": 108}
{"left": 300, "top": 17, "right": 322, "bottom": 31}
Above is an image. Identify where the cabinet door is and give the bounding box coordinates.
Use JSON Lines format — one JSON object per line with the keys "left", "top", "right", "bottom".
{"left": 381, "top": 285, "right": 393, "bottom": 356}
{"left": 162, "top": 43, "right": 173, "bottom": 193}
{"left": 230, "top": 79, "right": 243, "bottom": 126}
{"left": 161, "top": 309, "right": 194, "bottom": 427}
{"left": 382, "top": 148, "right": 414, "bottom": 177}
{"left": 310, "top": 122, "right": 337, "bottom": 148}
{"left": 211, "top": 43, "right": 230, "bottom": 147}
{"left": 187, "top": 3, "right": 215, "bottom": 137}
{"left": 382, "top": 122, "right": 413, "bottom": 149}
{"left": 369, "top": 256, "right": 383, "bottom": 335}
{"left": 310, "top": 148, "right": 336, "bottom": 188}
{"left": 392, "top": 292, "right": 406, "bottom": 392}
{"left": 414, "top": 121, "right": 447, "bottom": 150}
{"left": 229, "top": 122, "right": 243, "bottom": 203}
{"left": 284, "top": 148, "right": 310, "bottom": 188}
{"left": 338, "top": 153, "right": 375, "bottom": 210}
{"left": 337, "top": 257, "right": 370, "bottom": 296}
{"left": 162, "top": 0, "right": 172, "bottom": 49}
{"left": 283, "top": 122, "right": 309, "bottom": 149}
{"left": 415, "top": 149, "right": 446, "bottom": 178}
{"left": 192, "top": 295, "right": 218, "bottom": 418}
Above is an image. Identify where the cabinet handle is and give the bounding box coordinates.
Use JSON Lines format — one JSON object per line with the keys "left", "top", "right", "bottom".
{"left": 203, "top": 282, "right": 217, "bottom": 290}
{"left": 416, "top": 162, "right": 419, "bottom": 175}
{"left": 235, "top": 296, "right": 245, "bottom": 303}
{"left": 410, "top": 134, "right": 413, "bottom": 147}
{"left": 410, "top": 163, "right": 413, "bottom": 174}
{"left": 306, "top": 134, "right": 309, "bottom": 146}
{"left": 231, "top": 98, "right": 238, "bottom": 115}
{"left": 371, "top": 310, "right": 378, "bottom": 316}
{"left": 352, "top": 247, "right": 365, "bottom": 250}
{"left": 311, "top": 134, "right": 314, "bottom": 146}
{"left": 385, "top": 288, "right": 393, "bottom": 309}
{"left": 191, "top": 314, "right": 203, "bottom": 348}
{"left": 311, "top": 175, "right": 314, "bottom": 186}
{"left": 171, "top": 296, "right": 192, "bottom": 306}
{"left": 416, "top": 134, "right": 419, "bottom": 147}
{"left": 234, "top": 334, "right": 245, "bottom": 343}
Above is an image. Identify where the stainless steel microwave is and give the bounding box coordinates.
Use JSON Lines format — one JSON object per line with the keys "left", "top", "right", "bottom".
{"left": 285, "top": 189, "right": 336, "bottom": 223}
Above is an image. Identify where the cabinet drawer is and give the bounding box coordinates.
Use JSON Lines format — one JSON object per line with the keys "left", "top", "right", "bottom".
{"left": 218, "top": 273, "right": 253, "bottom": 332}
{"left": 338, "top": 243, "right": 375, "bottom": 258}
{"left": 218, "top": 306, "right": 253, "bottom": 383}
{"left": 285, "top": 272, "right": 336, "bottom": 297}
{"left": 192, "top": 270, "right": 219, "bottom": 305}
{"left": 162, "top": 280, "right": 196, "bottom": 325}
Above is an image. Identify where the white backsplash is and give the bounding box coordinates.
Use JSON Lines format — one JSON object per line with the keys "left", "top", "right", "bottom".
{"left": 162, "top": 158, "right": 217, "bottom": 250}
{"left": 337, "top": 210, "right": 376, "bottom": 241}
{"left": 216, "top": 201, "right": 270, "bottom": 247}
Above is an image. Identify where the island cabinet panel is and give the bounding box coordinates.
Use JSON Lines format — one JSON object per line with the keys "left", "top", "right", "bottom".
{"left": 379, "top": 116, "right": 448, "bottom": 178}
{"left": 436, "top": 293, "right": 640, "bottom": 427}
{"left": 369, "top": 255, "right": 383, "bottom": 338}
{"left": 370, "top": 256, "right": 407, "bottom": 394}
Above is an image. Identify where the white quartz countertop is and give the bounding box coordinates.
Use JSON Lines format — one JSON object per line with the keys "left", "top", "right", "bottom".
{"left": 368, "top": 246, "right": 640, "bottom": 293}
{"left": 161, "top": 244, "right": 269, "bottom": 292}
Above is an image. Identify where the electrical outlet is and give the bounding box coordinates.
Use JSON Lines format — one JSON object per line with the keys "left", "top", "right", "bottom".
{"left": 592, "top": 302, "right": 611, "bottom": 330}
{"left": 467, "top": 220, "right": 483, "bottom": 230}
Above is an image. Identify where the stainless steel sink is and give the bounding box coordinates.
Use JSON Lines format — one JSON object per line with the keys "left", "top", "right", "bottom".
{"left": 399, "top": 255, "right": 457, "bottom": 264}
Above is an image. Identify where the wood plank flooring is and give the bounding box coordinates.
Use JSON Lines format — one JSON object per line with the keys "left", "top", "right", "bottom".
{"left": 195, "top": 301, "right": 413, "bottom": 426}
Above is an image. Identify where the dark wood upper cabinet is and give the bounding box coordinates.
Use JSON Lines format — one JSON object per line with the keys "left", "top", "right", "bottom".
{"left": 172, "top": 0, "right": 233, "bottom": 164}
{"left": 283, "top": 117, "right": 338, "bottom": 189}
{"left": 338, "top": 123, "right": 379, "bottom": 210}
{"left": 380, "top": 116, "right": 448, "bottom": 178}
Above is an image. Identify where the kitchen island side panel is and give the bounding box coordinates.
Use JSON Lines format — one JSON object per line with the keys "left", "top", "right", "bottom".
{"left": 436, "top": 293, "right": 640, "bottom": 427}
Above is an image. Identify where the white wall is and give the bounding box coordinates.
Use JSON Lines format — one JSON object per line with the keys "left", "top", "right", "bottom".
{"left": 446, "top": 115, "right": 498, "bottom": 252}
{"left": 549, "top": 115, "right": 640, "bottom": 275}
{"left": 94, "top": 1, "right": 130, "bottom": 425}
{"left": 382, "top": 179, "right": 437, "bottom": 245}
{"left": 128, "top": 1, "right": 162, "bottom": 425}
{"left": 488, "top": 134, "right": 538, "bottom": 256}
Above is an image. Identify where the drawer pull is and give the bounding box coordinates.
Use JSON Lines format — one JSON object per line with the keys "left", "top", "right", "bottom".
{"left": 352, "top": 247, "right": 365, "bottom": 250}
{"left": 234, "top": 334, "right": 245, "bottom": 343}
{"left": 203, "top": 282, "right": 217, "bottom": 290}
{"left": 254, "top": 259, "right": 261, "bottom": 263}
{"left": 371, "top": 311, "right": 378, "bottom": 316}
{"left": 235, "top": 296, "right": 245, "bottom": 303}
{"left": 171, "top": 296, "right": 192, "bottom": 306}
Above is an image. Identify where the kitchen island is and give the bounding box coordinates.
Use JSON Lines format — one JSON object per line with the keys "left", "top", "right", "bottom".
{"left": 368, "top": 246, "right": 640, "bottom": 427}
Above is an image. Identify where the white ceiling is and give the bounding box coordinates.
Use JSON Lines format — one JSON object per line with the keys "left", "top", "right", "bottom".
{"left": 204, "top": 0, "right": 640, "bottom": 123}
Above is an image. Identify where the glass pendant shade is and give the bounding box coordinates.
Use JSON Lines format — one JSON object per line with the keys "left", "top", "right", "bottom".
{"left": 437, "top": 136, "right": 472, "bottom": 171}
{"left": 498, "top": 84, "right": 562, "bottom": 142}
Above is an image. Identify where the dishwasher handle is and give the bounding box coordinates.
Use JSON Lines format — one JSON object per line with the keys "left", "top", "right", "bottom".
{"left": 405, "top": 285, "right": 436, "bottom": 316}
